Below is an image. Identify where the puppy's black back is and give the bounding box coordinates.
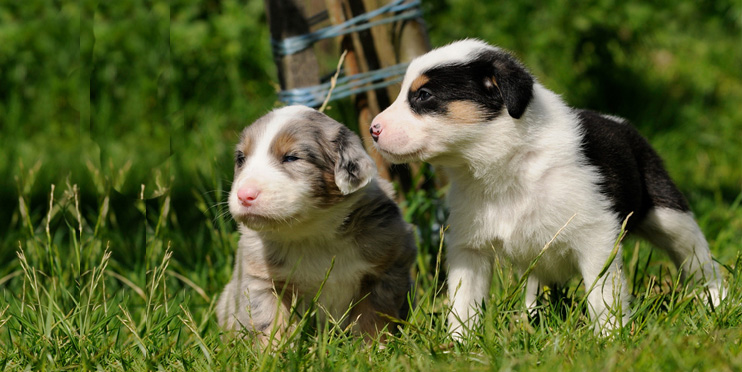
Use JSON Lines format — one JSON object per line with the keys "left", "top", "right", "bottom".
{"left": 577, "top": 110, "right": 690, "bottom": 231}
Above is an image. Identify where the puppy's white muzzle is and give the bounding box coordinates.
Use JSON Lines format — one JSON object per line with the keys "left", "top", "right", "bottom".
{"left": 371, "top": 103, "right": 426, "bottom": 163}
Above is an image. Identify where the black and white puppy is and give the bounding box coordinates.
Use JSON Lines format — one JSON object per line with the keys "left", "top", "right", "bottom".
{"left": 217, "top": 105, "right": 416, "bottom": 343}
{"left": 370, "top": 39, "right": 725, "bottom": 336}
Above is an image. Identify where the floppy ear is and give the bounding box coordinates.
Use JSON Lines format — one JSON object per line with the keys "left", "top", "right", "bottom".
{"left": 333, "top": 126, "right": 376, "bottom": 195}
{"left": 484, "top": 51, "right": 534, "bottom": 119}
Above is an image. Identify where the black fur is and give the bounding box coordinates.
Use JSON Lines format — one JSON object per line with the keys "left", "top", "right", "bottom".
{"left": 577, "top": 110, "right": 690, "bottom": 230}
{"left": 408, "top": 49, "right": 534, "bottom": 120}
{"left": 486, "top": 50, "right": 534, "bottom": 118}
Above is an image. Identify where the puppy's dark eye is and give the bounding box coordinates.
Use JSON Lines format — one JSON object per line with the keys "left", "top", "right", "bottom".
{"left": 416, "top": 88, "right": 433, "bottom": 102}
{"left": 282, "top": 155, "right": 300, "bottom": 163}
{"left": 235, "top": 151, "right": 246, "bottom": 167}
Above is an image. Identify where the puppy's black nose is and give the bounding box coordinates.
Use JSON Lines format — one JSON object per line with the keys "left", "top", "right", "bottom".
{"left": 370, "top": 122, "right": 382, "bottom": 142}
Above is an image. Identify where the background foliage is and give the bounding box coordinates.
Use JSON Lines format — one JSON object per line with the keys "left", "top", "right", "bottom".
{"left": 1, "top": 0, "right": 741, "bottom": 370}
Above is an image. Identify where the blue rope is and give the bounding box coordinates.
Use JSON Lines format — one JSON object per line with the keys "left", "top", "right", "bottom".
{"left": 272, "top": 0, "right": 422, "bottom": 57}
{"left": 273, "top": 0, "right": 423, "bottom": 106}
{"left": 278, "top": 63, "right": 410, "bottom": 107}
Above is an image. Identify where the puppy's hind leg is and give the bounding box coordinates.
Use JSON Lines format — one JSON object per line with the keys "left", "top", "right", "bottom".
{"left": 637, "top": 207, "right": 725, "bottom": 306}
{"left": 350, "top": 262, "right": 414, "bottom": 342}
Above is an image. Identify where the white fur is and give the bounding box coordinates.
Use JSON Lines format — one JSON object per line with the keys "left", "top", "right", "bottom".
{"left": 219, "top": 106, "right": 415, "bottom": 338}
{"left": 637, "top": 208, "right": 725, "bottom": 306}
{"left": 226, "top": 106, "right": 376, "bottom": 321}
{"left": 233, "top": 225, "right": 374, "bottom": 323}
{"left": 229, "top": 107, "right": 311, "bottom": 231}
{"left": 373, "top": 40, "right": 724, "bottom": 338}
{"left": 437, "top": 83, "right": 631, "bottom": 335}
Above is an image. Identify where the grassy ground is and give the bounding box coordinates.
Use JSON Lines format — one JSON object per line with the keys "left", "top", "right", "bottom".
{"left": 2, "top": 0, "right": 742, "bottom": 370}
{"left": 1, "top": 161, "right": 741, "bottom": 371}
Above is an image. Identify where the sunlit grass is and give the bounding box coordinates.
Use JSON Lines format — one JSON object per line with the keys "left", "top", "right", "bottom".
{"left": 1, "top": 158, "right": 741, "bottom": 371}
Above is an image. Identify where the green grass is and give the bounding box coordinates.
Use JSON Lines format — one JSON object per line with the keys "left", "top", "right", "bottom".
{"left": 1, "top": 160, "right": 741, "bottom": 371}
{"left": 2, "top": 0, "right": 742, "bottom": 370}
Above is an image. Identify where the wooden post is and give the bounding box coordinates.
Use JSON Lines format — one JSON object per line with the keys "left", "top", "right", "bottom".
{"left": 264, "top": 0, "right": 322, "bottom": 90}
{"left": 364, "top": 0, "right": 432, "bottom": 191}
{"left": 393, "top": 1, "right": 439, "bottom": 189}
{"left": 395, "top": 1, "right": 431, "bottom": 64}
{"left": 325, "top": 0, "right": 393, "bottom": 182}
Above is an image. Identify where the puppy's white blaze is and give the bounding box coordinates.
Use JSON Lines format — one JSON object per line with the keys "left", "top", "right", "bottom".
{"left": 273, "top": 104, "right": 317, "bottom": 119}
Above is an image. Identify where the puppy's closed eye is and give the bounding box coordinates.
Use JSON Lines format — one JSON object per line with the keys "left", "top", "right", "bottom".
{"left": 282, "top": 154, "right": 300, "bottom": 163}
{"left": 235, "top": 150, "right": 246, "bottom": 167}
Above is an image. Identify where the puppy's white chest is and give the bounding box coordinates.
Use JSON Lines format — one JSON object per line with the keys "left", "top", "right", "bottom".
{"left": 272, "top": 241, "right": 372, "bottom": 318}
{"left": 448, "top": 182, "right": 537, "bottom": 247}
{"left": 446, "top": 179, "right": 578, "bottom": 273}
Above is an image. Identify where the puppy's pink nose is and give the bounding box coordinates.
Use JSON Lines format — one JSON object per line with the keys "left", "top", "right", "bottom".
{"left": 237, "top": 186, "right": 260, "bottom": 207}
{"left": 370, "top": 121, "right": 383, "bottom": 142}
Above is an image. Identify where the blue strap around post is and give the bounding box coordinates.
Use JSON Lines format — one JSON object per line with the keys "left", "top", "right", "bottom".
{"left": 271, "top": 0, "right": 423, "bottom": 107}
{"left": 278, "top": 63, "right": 410, "bottom": 107}
{"left": 271, "top": 0, "right": 422, "bottom": 57}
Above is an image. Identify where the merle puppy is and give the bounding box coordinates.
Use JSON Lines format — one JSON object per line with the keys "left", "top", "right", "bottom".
{"left": 217, "top": 105, "right": 416, "bottom": 343}
{"left": 370, "top": 39, "right": 725, "bottom": 336}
